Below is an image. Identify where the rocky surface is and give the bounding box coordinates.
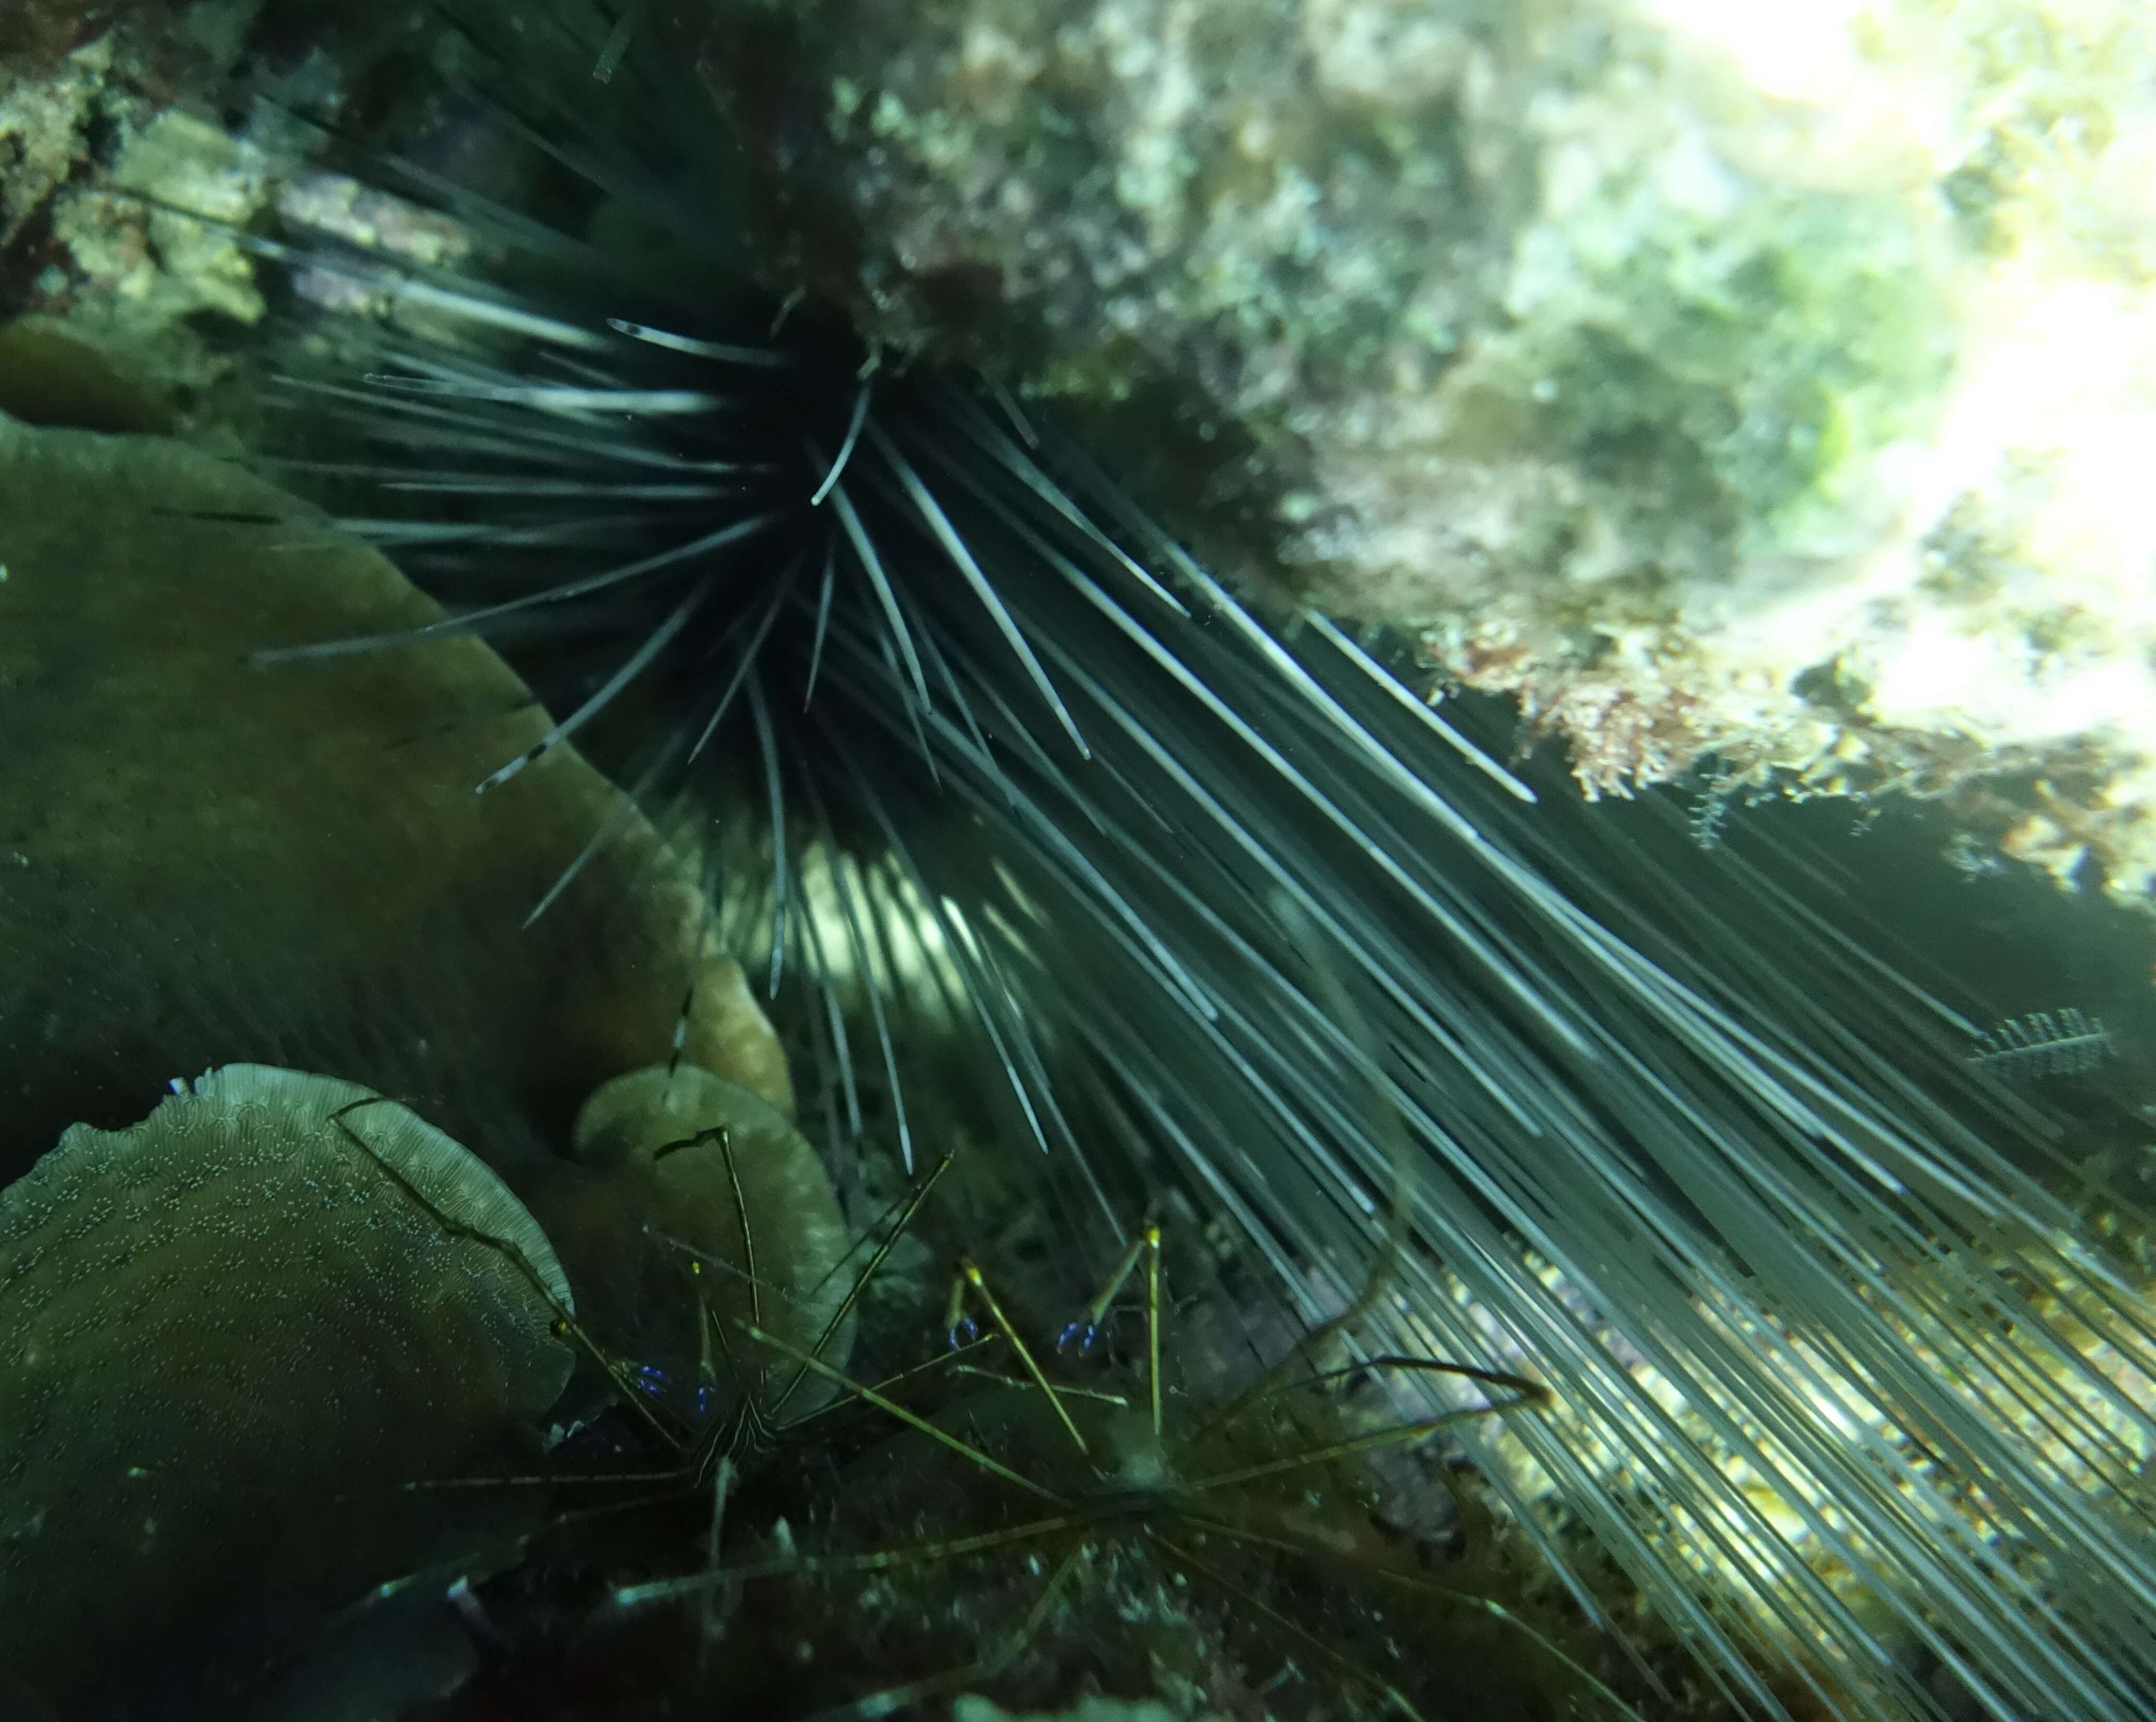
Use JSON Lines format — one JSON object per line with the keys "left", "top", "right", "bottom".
{"left": 672, "top": 0, "right": 2156, "bottom": 899}
{"left": 0, "top": 2, "right": 286, "bottom": 420}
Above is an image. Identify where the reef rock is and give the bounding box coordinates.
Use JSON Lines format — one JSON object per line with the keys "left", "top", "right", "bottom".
{"left": 0, "top": 2, "right": 286, "bottom": 426}
{"left": 679, "top": 0, "right": 2156, "bottom": 899}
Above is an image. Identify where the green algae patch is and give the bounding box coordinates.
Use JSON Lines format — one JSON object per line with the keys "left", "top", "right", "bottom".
{"left": 1492, "top": 184, "right": 1957, "bottom": 571}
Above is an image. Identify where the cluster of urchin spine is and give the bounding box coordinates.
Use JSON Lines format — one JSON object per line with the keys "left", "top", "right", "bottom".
{"left": 233, "top": 6, "right": 2156, "bottom": 1720}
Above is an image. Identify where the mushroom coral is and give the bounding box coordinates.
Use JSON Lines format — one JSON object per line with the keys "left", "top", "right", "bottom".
{"left": 0, "top": 409, "right": 890, "bottom": 1707}
{"left": 0, "top": 1063, "right": 575, "bottom": 1716}
{"left": 525, "top": 1063, "right": 859, "bottom": 1416}
{"left": 0, "top": 407, "right": 793, "bottom": 1183}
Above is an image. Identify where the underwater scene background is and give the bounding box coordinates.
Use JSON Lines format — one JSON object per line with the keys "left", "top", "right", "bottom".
{"left": 2, "top": 4, "right": 2154, "bottom": 1721}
